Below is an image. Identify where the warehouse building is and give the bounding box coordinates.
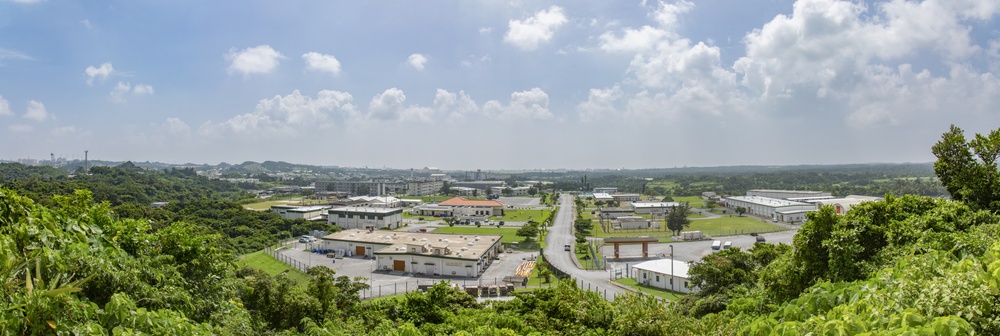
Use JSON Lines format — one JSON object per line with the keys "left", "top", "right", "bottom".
{"left": 631, "top": 202, "right": 681, "bottom": 214}
{"left": 327, "top": 207, "right": 403, "bottom": 229}
{"left": 813, "top": 195, "right": 882, "bottom": 215}
{"left": 616, "top": 216, "right": 657, "bottom": 230}
{"left": 438, "top": 197, "right": 505, "bottom": 217}
{"left": 270, "top": 204, "right": 331, "bottom": 220}
{"left": 320, "top": 229, "right": 504, "bottom": 277}
{"left": 746, "top": 189, "right": 832, "bottom": 200}
{"left": 724, "top": 196, "right": 815, "bottom": 222}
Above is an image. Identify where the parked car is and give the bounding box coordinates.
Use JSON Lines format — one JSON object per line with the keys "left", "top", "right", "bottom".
{"left": 756, "top": 236, "right": 766, "bottom": 243}
{"left": 711, "top": 240, "right": 722, "bottom": 250}
{"left": 723, "top": 241, "right": 732, "bottom": 249}
{"left": 564, "top": 244, "right": 571, "bottom": 251}
{"left": 299, "top": 237, "right": 309, "bottom": 243}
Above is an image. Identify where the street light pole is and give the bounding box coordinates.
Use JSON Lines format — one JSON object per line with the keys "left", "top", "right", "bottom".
{"left": 670, "top": 244, "right": 674, "bottom": 293}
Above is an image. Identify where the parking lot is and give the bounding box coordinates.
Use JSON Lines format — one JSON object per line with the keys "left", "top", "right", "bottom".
{"left": 277, "top": 241, "right": 535, "bottom": 298}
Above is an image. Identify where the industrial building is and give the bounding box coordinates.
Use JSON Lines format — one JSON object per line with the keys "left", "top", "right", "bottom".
{"left": 616, "top": 216, "right": 657, "bottom": 230}
{"left": 812, "top": 196, "right": 882, "bottom": 215}
{"left": 320, "top": 229, "right": 504, "bottom": 277}
{"left": 631, "top": 259, "right": 697, "bottom": 294}
{"left": 593, "top": 187, "right": 618, "bottom": 194}
{"left": 723, "top": 196, "right": 815, "bottom": 223}
{"left": 631, "top": 202, "right": 681, "bottom": 214}
{"left": 612, "top": 193, "right": 641, "bottom": 203}
{"left": 412, "top": 204, "right": 453, "bottom": 217}
{"left": 348, "top": 196, "right": 402, "bottom": 208}
{"left": 746, "top": 189, "right": 832, "bottom": 200}
{"left": 270, "top": 204, "right": 331, "bottom": 220}
{"left": 438, "top": 197, "right": 505, "bottom": 217}
{"left": 327, "top": 207, "right": 403, "bottom": 229}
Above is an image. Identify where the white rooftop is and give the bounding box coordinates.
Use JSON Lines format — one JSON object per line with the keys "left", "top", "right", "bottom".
{"left": 632, "top": 259, "right": 691, "bottom": 278}
{"left": 726, "top": 196, "right": 808, "bottom": 207}
{"left": 631, "top": 202, "right": 680, "bottom": 208}
{"left": 593, "top": 192, "right": 614, "bottom": 199}
{"left": 329, "top": 206, "right": 402, "bottom": 214}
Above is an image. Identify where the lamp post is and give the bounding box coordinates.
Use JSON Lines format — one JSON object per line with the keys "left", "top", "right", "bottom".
{"left": 669, "top": 244, "right": 674, "bottom": 293}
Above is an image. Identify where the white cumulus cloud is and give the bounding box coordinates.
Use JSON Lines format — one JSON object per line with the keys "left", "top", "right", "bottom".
{"left": 407, "top": 54, "right": 428, "bottom": 71}
{"left": 482, "top": 88, "right": 555, "bottom": 121}
{"left": 576, "top": 86, "right": 624, "bottom": 122}
{"left": 367, "top": 88, "right": 435, "bottom": 122}
{"left": 8, "top": 124, "right": 33, "bottom": 133}
{"left": 85, "top": 62, "right": 114, "bottom": 85}
{"left": 23, "top": 100, "right": 51, "bottom": 122}
{"left": 0, "top": 95, "right": 11, "bottom": 116}
{"left": 110, "top": 82, "right": 154, "bottom": 103}
{"left": 226, "top": 45, "right": 285, "bottom": 76}
{"left": 200, "top": 89, "right": 358, "bottom": 137}
{"left": 504, "top": 6, "right": 568, "bottom": 51}
{"left": 302, "top": 52, "right": 342, "bottom": 76}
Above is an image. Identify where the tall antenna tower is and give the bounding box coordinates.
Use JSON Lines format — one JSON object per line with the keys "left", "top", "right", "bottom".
{"left": 84, "top": 150, "right": 89, "bottom": 173}
{"left": 50, "top": 153, "right": 54, "bottom": 165}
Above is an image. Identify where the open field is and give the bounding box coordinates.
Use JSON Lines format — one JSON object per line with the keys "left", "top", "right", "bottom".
{"left": 587, "top": 215, "right": 785, "bottom": 240}
{"left": 500, "top": 208, "right": 552, "bottom": 223}
{"left": 688, "top": 216, "right": 786, "bottom": 236}
{"left": 431, "top": 226, "right": 522, "bottom": 244}
{"left": 672, "top": 196, "right": 705, "bottom": 208}
{"left": 613, "top": 278, "right": 687, "bottom": 301}
{"left": 238, "top": 250, "right": 312, "bottom": 286}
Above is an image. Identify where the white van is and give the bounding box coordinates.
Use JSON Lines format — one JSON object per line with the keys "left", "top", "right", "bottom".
{"left": 711, "top": 240, "right": 722, "bottom": 250}
{"left": 723, "top": 241, "right": 732, "bottom": 249}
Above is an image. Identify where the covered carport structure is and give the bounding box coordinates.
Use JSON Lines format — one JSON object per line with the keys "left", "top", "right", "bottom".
{"left": 604, "top": 237, "right": 659, "bottom": 260}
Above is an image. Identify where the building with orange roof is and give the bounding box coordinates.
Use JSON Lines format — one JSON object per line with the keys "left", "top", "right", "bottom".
{"left": 438, "top": 197, "right": 506, "bottom": 217}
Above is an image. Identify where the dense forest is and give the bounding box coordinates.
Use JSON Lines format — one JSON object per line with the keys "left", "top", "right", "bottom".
{"left": 0, "top": 163, "right": 326, "bottom": 254}
{"left": 540, "top": 163, "right": 947, "bottom": 197}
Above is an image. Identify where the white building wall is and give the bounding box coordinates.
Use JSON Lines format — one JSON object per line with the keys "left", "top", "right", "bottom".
{"left": 328, "top": 212, "right": 403, "bottom": 229}
{"left": 634, "top": 269, "right": 695, "bottom": 294}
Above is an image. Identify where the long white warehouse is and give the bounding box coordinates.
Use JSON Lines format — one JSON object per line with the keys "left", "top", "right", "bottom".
{"left": 321, "top": 229, "right": 503, "bottom": 277}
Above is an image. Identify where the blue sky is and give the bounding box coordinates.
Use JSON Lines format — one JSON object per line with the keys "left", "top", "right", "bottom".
{"left": 1, "top": 0, "right": 999, "bottom": 170}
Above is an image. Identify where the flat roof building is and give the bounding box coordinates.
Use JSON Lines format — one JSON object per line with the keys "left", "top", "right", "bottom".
{"left": 271, "top": 204, "right": 332, "bottom": 220}
{"left": 439, "top": 197, "right": 505, "bottom": 217}
{"left": 746, "top": 189, "right": 832, "bottom": 200}
{"left": 631, "top": 202, "right": 681, "bottom": 214}
{"left": 321, "top": 229, "right": 503, "bottom": 277}
{"left": 632, "top": 259, "right": 697, "bottom": 294}
{"left": 328, "top": 206, "right": 403, "bottom": 230}
{"left": 724, "top": 196, "right": 815, "bottom": 223}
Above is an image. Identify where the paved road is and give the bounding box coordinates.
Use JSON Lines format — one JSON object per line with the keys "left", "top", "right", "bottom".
{"left": 543, "top": 194, "right": 628, "bottom": 300}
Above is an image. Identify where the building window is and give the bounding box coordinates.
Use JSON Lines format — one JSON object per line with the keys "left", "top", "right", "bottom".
{"left": 655, "top": 275, "right": 660, "bottom": 282}
{"left": 642, "top": 273, "right": 646, "bottom": 279}
{"left": 684, "top": 281, "right": 688, "bottom": 287}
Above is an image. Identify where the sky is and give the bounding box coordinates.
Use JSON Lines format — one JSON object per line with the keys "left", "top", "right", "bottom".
{"left": 1, "top": 0, "right": 999, "bottom": 170}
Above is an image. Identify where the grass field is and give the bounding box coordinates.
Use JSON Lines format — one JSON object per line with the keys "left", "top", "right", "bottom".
{"left": 237, "top": 250, "right": 312, "bottom": 286}
{"left": 672, "top": 196, "right": 705, "bottom": 208}
{"left": 500, "top": 209, "right": 552, "bottom": 223}
{"left": 688, "top": 216, "right": 786, "bottom": 236}
{"left": 431, "top": 226, "right": 522, "bottom": 244}
{"left": 585, "top": 215, "right": 785, "bottom": 240}
{"left": 613, "top": 278, "right": 687, "bottom": 301}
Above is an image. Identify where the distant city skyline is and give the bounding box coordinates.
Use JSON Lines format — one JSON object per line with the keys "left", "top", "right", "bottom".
{"left": 1, "top": 1, "right": 998, "bottom": 169}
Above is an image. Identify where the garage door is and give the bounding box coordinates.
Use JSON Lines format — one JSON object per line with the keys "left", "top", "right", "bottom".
{"left": 355, "top": 246, "right": 365, "bottom": 256}
{"left": 393, "top": 260, "right": 406, "bottom": 271}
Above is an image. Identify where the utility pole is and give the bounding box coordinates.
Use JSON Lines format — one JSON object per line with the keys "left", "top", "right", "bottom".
{"left": 84, "top": 150, "right": 88, "bottom": 173}
{"left": 670, "top": 244, "right": 675, "bottom": 293}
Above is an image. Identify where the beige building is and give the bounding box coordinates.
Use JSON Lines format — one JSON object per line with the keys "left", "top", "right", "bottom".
{"left": 407, "top": 180, "right": 444, "bottom": 196}
{"left": 439, "top": 197, "right": 505, "bottom": 217}
{"left": 321, "top": 229, "right": 504, "bottom": 277}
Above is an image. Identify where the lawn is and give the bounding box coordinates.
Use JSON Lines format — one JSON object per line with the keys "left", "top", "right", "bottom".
{"left": 431, "top": 226, "right": 522, "bottom": 244}
{"left": 500, "top": 209, "right": 552, "bottom": 223}
{"left": 672, "top": 196, "right": 705, "bottom": 208}
{"left": 574, "top": 243, "right": 604, "bottom": 270}
{"left": 237, "top": 250, "right": 312, "bottom": 286}
{"left": 613, "top": 278, "right": 687, "bottom": 301}
{"left": 688, "top": 216, "right": 787, "bottom": 236}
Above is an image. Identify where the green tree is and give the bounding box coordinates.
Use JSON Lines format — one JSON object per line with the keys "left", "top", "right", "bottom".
{"left": 516, "top": 222, "right": 539, "bottom": 242}
{"left": 932, "top": 125, "right": 1000, "bottom": 212}
{"left": 666, "top": 203, "right": 691, "bottom": 235}
{"left": 527, "top": 186, "right": 538, "bottom": 196}
{"left": 735, "top": 206, "right": 747, "bottom": 217}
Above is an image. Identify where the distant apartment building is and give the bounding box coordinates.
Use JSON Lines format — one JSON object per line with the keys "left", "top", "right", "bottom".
{"left": 407, "top": 180, "right": 444, "bottom": 196}
{"left": 316, "top": 181, "right": 390, "bottom": 196}
{"left": 593, "top": 187, "right": 618, "bottom": 194}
